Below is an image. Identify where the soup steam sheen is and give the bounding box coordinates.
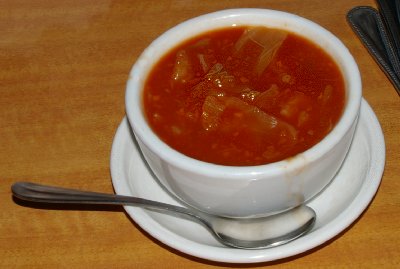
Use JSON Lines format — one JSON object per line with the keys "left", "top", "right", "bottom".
{"left": 143, "top": 26, "right": 345, "bottom": 166}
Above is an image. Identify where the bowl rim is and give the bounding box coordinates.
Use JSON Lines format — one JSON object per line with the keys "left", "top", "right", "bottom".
{"left": 125, "top": 8, "right": 362, "bottom": 179}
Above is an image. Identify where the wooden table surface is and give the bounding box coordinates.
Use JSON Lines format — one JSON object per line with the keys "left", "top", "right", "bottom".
{"left": 1, "top": 0, "right": 399, "bottom": 268}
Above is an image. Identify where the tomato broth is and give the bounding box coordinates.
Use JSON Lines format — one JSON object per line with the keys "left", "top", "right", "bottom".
{"left": 143, "top": 26, "right": 345, "bottom": 166}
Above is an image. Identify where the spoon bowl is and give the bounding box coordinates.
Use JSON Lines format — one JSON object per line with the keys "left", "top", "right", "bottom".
{"left": 11, "top": 181, "right": 315, "bottom": 249}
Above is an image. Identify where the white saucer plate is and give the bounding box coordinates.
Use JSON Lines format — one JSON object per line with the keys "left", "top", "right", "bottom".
{"left": 110, "top": 99, "right": 385, "bottom": 263}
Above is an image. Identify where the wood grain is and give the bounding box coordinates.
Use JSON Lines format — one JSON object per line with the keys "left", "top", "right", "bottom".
{"left": 1, "top": 0, "right": 399, "bottom": 268}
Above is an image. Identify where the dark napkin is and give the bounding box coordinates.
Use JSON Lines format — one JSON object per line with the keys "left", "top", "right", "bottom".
{"left": 347, "top": 6, "right": 400, "bottom": 95}
{"left": 376, "top": 0, "right": 400, "bottom": 60}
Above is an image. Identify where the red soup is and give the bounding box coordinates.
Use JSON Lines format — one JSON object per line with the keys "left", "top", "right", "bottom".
{"left": 143, "top": 26, "right": 345, "bottom": 166}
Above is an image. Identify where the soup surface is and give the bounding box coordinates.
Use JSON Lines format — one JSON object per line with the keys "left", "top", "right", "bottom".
{"left": 143, "top": 26, "right": 345, "bottom": 166}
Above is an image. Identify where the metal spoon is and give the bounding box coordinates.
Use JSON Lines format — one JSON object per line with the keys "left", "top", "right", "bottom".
{"left": 11, "top": 181, "right": 316, "bottom": 249}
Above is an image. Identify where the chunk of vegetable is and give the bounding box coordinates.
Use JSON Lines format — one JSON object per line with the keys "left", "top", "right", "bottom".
{"left": 318, "top": 85, "right": 333, "bottom": 104}
{"left": 234, "top": 27, "right": 287, "bottom": 75}
{"left": 172, "top": 49, "right": 194, "bottom": 83}
{"left": 201, "top": 96, "right": 297, "bottom": 143}
{"left": 254, "top": 84, "right": 280, "bottom": 109}
{"left": 280, "top": 91, "right": 312, "bottom": 127}
{"left": 201, "top": 95, "right": 226, "bottom": 131}
{"left": 191, "top": 63, "right": 247, "bottom": 99}
{"left": 240, "top": 87, "right": 260, "bottom": 102}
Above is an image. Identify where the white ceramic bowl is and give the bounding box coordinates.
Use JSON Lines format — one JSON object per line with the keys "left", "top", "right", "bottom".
{"left": 125, "top": 8, "right": 362, "bottom": 218}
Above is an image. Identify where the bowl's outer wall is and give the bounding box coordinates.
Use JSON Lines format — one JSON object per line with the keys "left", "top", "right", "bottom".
{"left": 126, "top": 9, "right": 362, "bottom": 217}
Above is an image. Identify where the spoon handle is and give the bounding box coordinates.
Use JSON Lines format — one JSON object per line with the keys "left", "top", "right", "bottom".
{"left": 11, "top": 181, "right": 195, "bottom": 217}
{"left": 11, "top": 182, "right": 315, "bottom": 249}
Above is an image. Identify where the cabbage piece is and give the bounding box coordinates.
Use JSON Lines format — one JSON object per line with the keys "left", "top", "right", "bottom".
{"left": 253, "top": 84, "right": 280, "bottom": 109}
{"left": 207, "top": 63, "right": 252, "bottom": 94}
{"left": 234, "top": 27, "right": 287, "bottom": 75}
{"left": 172, "top": 49, "right": 194, "bottom": 83}
{"left": 192, "top": 38, "right": 211, "bottom": 48}
{"left": 223, "top": 97, "right": 297, "bottom": 142}
{"left": 197, "top": 54, "right": 209, "bottom": 73}
{"left": 206, "top": 63, "right": 235, "bottom": 88}
{"left": 280, "top": 91, "right": 313, "bottom": 127}
{"left": 190, "top": 64, "right": 226, "bottom": 101}
{"left": 201, "top": 96, "right": 297, "bottom": 143}
{"left": 240, "top": 87, "right": 260, "bottom": 103}
{"left": 191, "top": 63, "right": 246, "bottom": 99}
{"left": 206, "top": 63, "right": 224, "bottom": 78}
{"left": 318, "top": 85, "right": 333, "bottom": 104}
{"left": 201, "top": 95, "right": 226, "bottom": 131}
